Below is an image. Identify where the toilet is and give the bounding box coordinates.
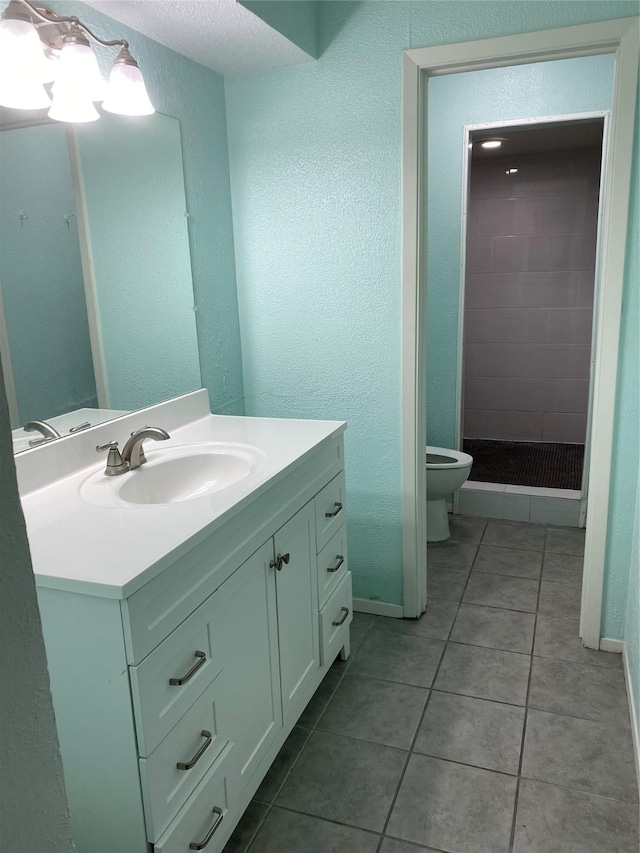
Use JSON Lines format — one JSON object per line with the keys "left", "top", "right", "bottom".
{"left": 426, "top": 445, "right": 474, "bottom": 542}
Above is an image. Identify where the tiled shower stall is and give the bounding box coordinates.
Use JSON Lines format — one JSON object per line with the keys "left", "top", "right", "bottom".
{"left": 462, "top": 145, "right": 601, "bottom": 499}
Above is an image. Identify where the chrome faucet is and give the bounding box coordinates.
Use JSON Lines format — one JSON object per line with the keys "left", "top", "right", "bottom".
{"left": 121, "top": 425, "right": 170, "bottom": 470}
{"left": 24, "top": 420, "right": 61, "bottom": 446}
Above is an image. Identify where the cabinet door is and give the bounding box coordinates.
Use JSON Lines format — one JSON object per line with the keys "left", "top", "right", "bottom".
{"left": 274, "top": 502, "right": 320, "bottom": 724}
{"left": 216, "top": 539, "right": 282, "bottom": 793}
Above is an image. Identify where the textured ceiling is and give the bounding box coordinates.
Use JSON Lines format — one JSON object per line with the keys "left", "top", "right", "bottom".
{"left": 83, "top": 0, "right": 314, "bottom": 74}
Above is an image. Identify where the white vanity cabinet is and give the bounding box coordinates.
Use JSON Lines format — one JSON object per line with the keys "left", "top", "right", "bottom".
{"left": 35, "top": 432, "right": 351, "bottom": 853}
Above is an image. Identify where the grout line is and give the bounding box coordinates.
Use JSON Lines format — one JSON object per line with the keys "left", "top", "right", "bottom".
{"left": 376, "top": 525, "right": 488, "bottom": 839}
{"left": 508, "top": 526, "right": 544, "bottom": 853}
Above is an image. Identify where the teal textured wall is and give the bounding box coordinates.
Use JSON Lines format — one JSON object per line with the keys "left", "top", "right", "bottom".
{"left": 0, "top": 124, "right": 98, "bottom": 423}
{"left": 426, "top": 55, "right": 614, "bottom": 449}
{"left": 54, "top": 1, "right": 245, "bottom": 416}
{"left": 226, "top": 1, "right": 637, "bottom": 606}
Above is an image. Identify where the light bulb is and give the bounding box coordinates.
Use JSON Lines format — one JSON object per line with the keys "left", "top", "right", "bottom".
{"left": 481, "top": 140, "right": 502, "bottom": 149}
{"left": 53, "top": 40, "right": 106, "bottom": 102}
{"left": 102, "top": 57, "right": 154, "bottom": 116}
{"left": 48, "top": 82, "right": 100, "bottom": 123}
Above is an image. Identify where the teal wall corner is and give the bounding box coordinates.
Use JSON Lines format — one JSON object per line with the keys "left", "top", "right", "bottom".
{"left": 241, "top": 1, "right": 320, "bottom": 59}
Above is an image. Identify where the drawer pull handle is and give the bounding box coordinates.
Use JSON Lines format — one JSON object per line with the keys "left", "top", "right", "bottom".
{"left": 189, "top": 807, "right": 223, "bottom": 850}
{"left": 169, "top": 651, "right": 206, "bottom": 686}
{"left": 325, "top": 502, "right": 343, "bottom": 518}
{"left": 332, "top": 606, "right": 350, "bottom": 627}
{"left": 177, "top": 730, "right": 212, "bottom": 770}
{"left": 270, "top": 553, "right": 290, "bottom": 571}
{"left": 327, "top": 555, "right": 344, "bottom": 574}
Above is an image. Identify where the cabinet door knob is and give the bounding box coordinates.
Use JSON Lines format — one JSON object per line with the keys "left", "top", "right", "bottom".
{"left": 325, "top": 502, "right": 343, "bottom": 518}
{"left": 332, "top": 606, "right": 350, "bottom": 627}
{"left": 177, "top": 730, "right": 212, "bottom": 770}
{"left": 270, "top": 553, "right": 290, "bottom": 571}
{"left": 327, "top": 555, "right": 344, "bottom": 574}
{"left": 169, "top": 650, "right": 206, "bottom": 686}
{"left": 189, "top": 807, "right": 223, "bottom": 850}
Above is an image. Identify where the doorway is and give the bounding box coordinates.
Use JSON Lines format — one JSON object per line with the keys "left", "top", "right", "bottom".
{"left": 459, "top": 116, "right": 607, "bottom": 526}
{"left": 400, "top": 18, "right": 639, "bottom": 651}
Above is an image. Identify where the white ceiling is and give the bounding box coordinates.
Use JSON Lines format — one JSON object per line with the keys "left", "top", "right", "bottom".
{"left": 83, "top": 0, "right": 314, "bottom": 75}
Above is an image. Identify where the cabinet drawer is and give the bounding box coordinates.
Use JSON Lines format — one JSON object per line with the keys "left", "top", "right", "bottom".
{"left": 317, "top": 524, "right": 348, "bottom": 609}
{"left": 314, "top": 471, "right": 346, "bottom": 552}
{"left": 154, "top": 743, "right": 237, "bottom": 853}
{"left": 319, "top": 572, "right": 353, "bottom": 666}
{"left": 140, "top": 679, "right": 228, "bottom": 842}
{"left": 130, "top": 595, "right": 224, "bottom": 756}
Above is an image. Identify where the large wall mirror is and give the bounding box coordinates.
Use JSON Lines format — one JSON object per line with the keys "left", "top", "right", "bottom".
{"left": 0, "top": 110, "right": 202, "bottom": 453}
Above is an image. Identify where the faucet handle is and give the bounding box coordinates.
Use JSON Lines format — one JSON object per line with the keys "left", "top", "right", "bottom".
{"left": 96, "top": 441, "right": 130, "bottom": 477}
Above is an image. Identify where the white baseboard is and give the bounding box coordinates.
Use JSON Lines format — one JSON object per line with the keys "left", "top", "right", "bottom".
{"left": 599, "top": 637, "right": 624, "bottom": 653}
{"left": 353, "top": 598, "right": 404, "bottom": 618}
{"left": 622, "top": 645, "right": 640, "bottom": 798}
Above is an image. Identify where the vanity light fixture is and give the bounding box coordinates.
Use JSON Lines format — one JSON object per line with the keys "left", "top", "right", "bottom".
{"left": 0, "top": 0, "right": 154, "bottom": 121}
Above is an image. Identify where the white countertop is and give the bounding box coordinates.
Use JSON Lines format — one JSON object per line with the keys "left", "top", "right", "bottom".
{"left": 18, "top": 391, "right": 345, "bottom": 599}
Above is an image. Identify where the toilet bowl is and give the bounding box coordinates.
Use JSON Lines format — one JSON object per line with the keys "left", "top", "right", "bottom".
{"left": 426, "top": 445, "right": 473, "bottom": 542}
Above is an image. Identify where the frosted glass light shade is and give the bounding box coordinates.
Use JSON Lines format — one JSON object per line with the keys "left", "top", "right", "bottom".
{"left": 0, "top": 75, "right": 51, "bottom": 109}
{"left": 0, "top": 17, "right": 44, "bottom": 69}
{"left": 53, "top": 41, "right": 106, "bottom": 102}
{"left": 102, "top": 62, "right": 154, "bottom": 116}
{"left": 48, "top": 84, "right": 99, "bottom": 123}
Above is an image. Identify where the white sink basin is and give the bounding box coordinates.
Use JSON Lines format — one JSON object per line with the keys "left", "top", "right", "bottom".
{"left": 80, "top": 443, "right": 266, "bottom": 507}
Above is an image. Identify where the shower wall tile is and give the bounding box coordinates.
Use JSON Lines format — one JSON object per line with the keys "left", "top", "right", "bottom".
{"left": 542, "top": 413, "right": 588, "bottom": 444}
{"left": 463, "top": 149, "right": 599, "bottom": 444}
{"left": 492, "top": 235, "right": 553, "bottom": 273}
{"left": 464, "top": 309, "right": 550, "bottom": 343}
{"left": 548, "top": 309, "right": 593, "bottom": 344}
{"left": 511, "top": 159, "right": 572, "bottom": 196}
{"left": 464, "top": 409, "right": 487, "bottom": 438}
{"left": 552, "top": 232, "right": 597, "bottom": 270}
{"left": 577, "top": 271, "right": 596, "bottom": 307}
{"left": 465, "top": 344, "right": 590, "bottom": 380}
{"left": 465, "top": 273, "right": 520, "bottom": 308}
{"left": 466, "top": 235, "right": 493, "bottom": 273}
{"left": 519, "top": 272, "right": 582, "bottom": 309}
{"left": 484, "top": 410, "right": 543, "bottom": 441}
{"left": 556, "top": 380, "right": 590, "bottom": 414}
{"left": 501, "top": 379, "right": 557, "bottom": 413}
{"left": 476, "top": 198, "right": 519, "bottom": 236}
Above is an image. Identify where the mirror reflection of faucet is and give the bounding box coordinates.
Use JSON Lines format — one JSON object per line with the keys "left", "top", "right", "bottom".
{"left": 96, "top": 426, "right": 171, "bottom": 476}
{"left": 23, "top": 420, "right": 62, "bottom": 447}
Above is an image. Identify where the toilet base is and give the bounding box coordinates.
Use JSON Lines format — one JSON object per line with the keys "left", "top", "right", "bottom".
{"left": 427, "top": 498, "right": 451, "bottom": 542}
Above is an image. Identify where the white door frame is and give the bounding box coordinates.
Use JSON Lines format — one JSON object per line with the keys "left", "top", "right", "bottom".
{"left": 401, "top": 17, "right": 639, "bottom": 646}
{"left": 454, "top": 111, "right": 610, "bottom": 504}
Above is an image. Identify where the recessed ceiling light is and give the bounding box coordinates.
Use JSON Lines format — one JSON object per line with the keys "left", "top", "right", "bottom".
{"left": 481, "top": 140, "right": 502, "bottom": 149}
{"left": 506, "top": 168, "right": 518, "bottom": 174}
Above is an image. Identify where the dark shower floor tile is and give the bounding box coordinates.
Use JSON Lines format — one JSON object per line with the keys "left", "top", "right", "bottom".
{"left": 464, "top": 438, "right": 584, "bottom": 490}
